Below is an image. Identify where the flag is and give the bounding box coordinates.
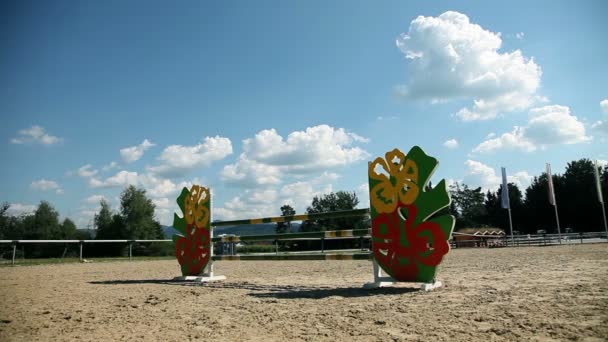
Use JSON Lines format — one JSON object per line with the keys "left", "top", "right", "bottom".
{"left": 546, "top": 163, "right": 556, "bottom": 206}
{"left": 501, "top": 167, "right": 510, "bottom": 209}
{"left": 595, "top": 160, "right": 604, "bottom": 204}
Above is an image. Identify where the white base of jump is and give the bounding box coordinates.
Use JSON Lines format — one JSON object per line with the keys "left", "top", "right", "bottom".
{"left": 173, "top": 262, "right": 226, "bottom": 283}
{"left": 173, "top": 275, "right": 226, "bottom": 283}
{"left": 363, "top": 259, "right": 443, "bottom": 291}
{"left": 363, "top": 279, "right": 442, "bottom": 291}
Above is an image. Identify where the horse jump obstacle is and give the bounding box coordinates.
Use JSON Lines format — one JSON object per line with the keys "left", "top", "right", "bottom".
{"left": 172, "top": 146, "right": 455, "bottom": 290}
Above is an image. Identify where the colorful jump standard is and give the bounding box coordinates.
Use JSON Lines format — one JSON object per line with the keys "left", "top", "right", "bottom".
{"left": 172, "top": 146, "right": 455, "bottom": 290}
{"left": 366, "top": 146, "right": 455, "bottom": 289}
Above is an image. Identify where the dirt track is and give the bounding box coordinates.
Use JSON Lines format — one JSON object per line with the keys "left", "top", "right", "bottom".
{"left": 1, "top": 244, "right": 607, "bottom": 341}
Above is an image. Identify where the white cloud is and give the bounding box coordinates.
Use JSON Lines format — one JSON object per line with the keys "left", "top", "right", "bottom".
{"left": 221, "top": 157, "right": 283, "bottom": 186}
{"left": 515, "top": 32, "right": 525, "bottom": 40}
{"left": 508, "top": 171, "right": 533, "bottom": 190}
{"left": 89, "top": 170, "right": 139, "bottom": 188}
{"left": 464, "top": 160, "right": 531, "bottom": 191}
{"left": 148, "top": 136, "right": 233, "bottom": 177}
{"left": 525, "top": 105, "right": 590, "bottom": 144}
{"left": 593, "top": 99, "right": 608, "bottom": 135}
{"left": 77, "top": 164, "right": 98, "bottom": 178}
{"left": 5, "top": 203, "right": 36, "bottom": 216}
{"left": 30, "top": 179, "right": 63, "bottom": 194}
{"left": 84, "top": 194, "right": 107, "bottom": 204}
{"left": 151, "top": 197, "right": 175, "bottom": 226}
{"left": 214, "top": 172, "right": 345, "bottom": 221}
{"left": 601, "top": 99, "right": 608, "bottom": 114}
{"left": 120, "top": 139, "right": 155, "bottom": 163}
{"left": 396, "top": 11, "right": 542, "bottom": 121}
{"left": 10, "top": 125, "right": 63, "bottom": 145}
{"left": 443, "top": 139, "right": 459, "bottom": 149}
{"left": 102, "top": 161, "right": 119, "bottom": 172}
{"left": 597, "top": 160, "right": 608, "bottom": 167}
{"left": 592, "top": 120, "right": 608, "bottom": 135}
{"left": 464, "top": 160, "right": 501, "bottom": 191}
{"left": 473, "top": 105, "right": 591, "bottom": 153}
{"left": 377, "top": 115, "right": 398, "bottom": 121}
{"left": 473, "top": 126, "right": 536, "bottom": 153}
{"left": 221, "top": 125, "right": 369, "bottom": 186}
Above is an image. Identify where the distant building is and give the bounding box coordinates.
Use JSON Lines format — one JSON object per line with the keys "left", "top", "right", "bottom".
{"left": 452, "top": 227, "right": 505, "bottom": 248}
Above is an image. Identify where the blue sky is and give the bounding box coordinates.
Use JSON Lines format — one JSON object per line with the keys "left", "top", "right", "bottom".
{"left": 1, "top": 0, "right": 607, "bottom": 227}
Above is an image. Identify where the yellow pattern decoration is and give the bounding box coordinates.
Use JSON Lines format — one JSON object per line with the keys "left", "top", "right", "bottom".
{"left": 184, "top": 185, "right": 210, "bottom": 228}
{"left": 368, "top": 148, "right": 419, "bottom": 213}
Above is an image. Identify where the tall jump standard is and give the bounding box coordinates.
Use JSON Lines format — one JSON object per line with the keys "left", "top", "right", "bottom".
{"left": 172, "top": 146, "right": 455, "bottom": 290}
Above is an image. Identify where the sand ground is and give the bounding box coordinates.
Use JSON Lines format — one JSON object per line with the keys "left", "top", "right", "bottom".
{"left": 1, "top": 244, "right": 607, "bottom": 341}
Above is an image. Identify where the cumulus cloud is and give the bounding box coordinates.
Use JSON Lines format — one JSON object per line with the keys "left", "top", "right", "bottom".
{"left": 473, "top": 105, "right": 590, "bottom": 153}
{"left": 84, "top": 194, "right": 107, "bottom": 204}
{"left": 214, "top": 173, "right": 341, "bottom": 221}
{"left": 592, "top": 99, "right": 608, "bottom": 135}
{"left": 464, "top": 160, "right": 532, "bottom": 191}
{"left": 10, "top": 125, "right": 62, "bottom": 145}
{"left": 120, "top": 139, "right": 155, "bottom": 163}
{"left": 396, "top": 11, "right": 542, "bottom": 120}
{"left": 221, "top": 125, "right": 369, "bottom": 186}
{"left": 77, "top": 164, "right": 98, "bottom": 178}
{"left": 102, "top": 161, "right": 119, "bottom": 172}
{"left": 5, "top": 203, "right": 36, "bottom": 216}
{"left": 30, "top": 179, "right": 63, "bottom": 194}
{"left": 515, "top": 32, "right": 525, "bottom": 40}
{"left": 443, "top": 139, "right": 459, "bottom": 149}
{"left": 148, "top": 136, "right": 232, "bottom": 177}
{"left": 89, "top": 170, "right": 139, "bottom": 188}
{"left": 464, "top": 160, "right": 501, "bottom": 190}
{"left": 601, "top": 99, "right": 608, "bottom": 114}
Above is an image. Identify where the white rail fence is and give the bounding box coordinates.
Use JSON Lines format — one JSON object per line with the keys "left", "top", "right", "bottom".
{"left": 1, "top": 232, "right": 606, "bottom": 266}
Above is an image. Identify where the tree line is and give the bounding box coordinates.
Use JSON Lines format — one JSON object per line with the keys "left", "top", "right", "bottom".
{"left": 0, "top": 185, "right": 167, "bottom": 258}
{"left": 451, "top": 159, "right": 607, "bottom": 234}
{"left": 275, "top": 158, "right": 608, "bottom": 239}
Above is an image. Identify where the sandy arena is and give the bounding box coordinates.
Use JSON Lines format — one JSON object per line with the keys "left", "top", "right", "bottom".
{"left": 1, "top": 244, "right": 607, "bottom": 341}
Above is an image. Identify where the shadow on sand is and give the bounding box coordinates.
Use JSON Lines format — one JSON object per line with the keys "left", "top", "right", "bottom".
{"left": 89, "top": 279, "right": 421, "bottom": 298}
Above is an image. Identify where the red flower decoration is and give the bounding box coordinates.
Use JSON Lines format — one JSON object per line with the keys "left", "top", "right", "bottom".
{"left": 372, "top": 204, "right": 449, "bottom": 281}
{"left": 175, "top": 224, "right": 210, "bottom": 276}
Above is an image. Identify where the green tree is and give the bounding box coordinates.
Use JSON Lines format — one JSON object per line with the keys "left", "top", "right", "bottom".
{"left": 28, "top": 201, "right": 61, "bottom": 239}
{"left": 0, "top": 202, "right": 10, "bottom": 240}
{"left": 301, "top": 191, "right": 363, "bottom": 232}
{"left": 449, "top": 182, "right": 487, "bottom": 228}
{"left": 95, "top": 199, "right": 118, "bottom": 239}
{"left": 559, "top": 159, "right": 605, "bottom": 232}
{"left": 276, "top": 204, "right": 296, "bottom": 234}
{"left": 522, "top": 173, "right": 562, "bottom": 234}
{"left": 484, "top": 183, "right": 524, "bottom": 233}
{"left": 120, "top": 185, "right": 163, "bottom": 239}
{"left": 58, "top": 218, "right": 78, "bottom": 239}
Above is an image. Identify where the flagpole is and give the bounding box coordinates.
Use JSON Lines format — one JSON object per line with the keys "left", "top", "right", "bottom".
{"left": 507, "top": 207, "right": 514, "bottom": 246}
{"left": 553, "top": 204, "right": 562, "bottom": 243}
{"left": 546, "top": 163, "right": 562, "bottom": 244}
{"left": 601, "top": 205, "right": 608, "bottom": 241}
{"left": 595, "top": 160, "right": 608, "bottom": 240}
{"left": 501, "top": 167, "right": 515, "bottom": 246}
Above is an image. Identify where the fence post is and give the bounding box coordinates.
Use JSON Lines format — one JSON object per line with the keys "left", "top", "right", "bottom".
{"left": 321, "top": 237, "right": 325, "bottom": 253}
{"left": 129, "top": 241, "right": 133, "bottom": 260}
{"left": 12, "top": 241, "right": 17, "bottom": 265}
{"left": 580, "top": 232, "right": 583, "bottom": 244}
{"left": 79, "top": 241, "right": 83, "bottom": 262}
